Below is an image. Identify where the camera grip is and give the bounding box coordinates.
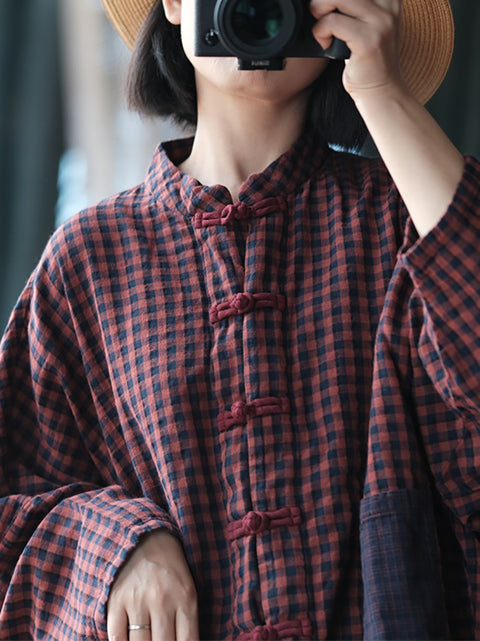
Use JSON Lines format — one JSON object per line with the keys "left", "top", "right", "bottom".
{"left": 322, "top": 36, "right": 351, "bottom": 60}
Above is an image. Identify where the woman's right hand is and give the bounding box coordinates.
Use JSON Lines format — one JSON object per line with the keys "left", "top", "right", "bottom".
{"left": 107, "top": 529, "right": 199, "bottom": 641}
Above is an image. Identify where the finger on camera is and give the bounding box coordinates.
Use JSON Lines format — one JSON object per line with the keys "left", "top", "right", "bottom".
{"left": 312, "top": 12, "right": 371, "bottom": 51}
{"left": 310, "top": 0, "right": 400, "bottom": 21}
{"left": 312, "top": 3, "right": 400, "bottom": 58}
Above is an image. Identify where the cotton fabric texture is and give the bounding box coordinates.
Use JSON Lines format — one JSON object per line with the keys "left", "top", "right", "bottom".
{"left": 0, "top": 135, "right": 480, "bottom": 640}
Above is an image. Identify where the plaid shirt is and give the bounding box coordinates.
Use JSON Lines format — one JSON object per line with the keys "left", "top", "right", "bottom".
{"left": 1, "top": 135, "right": 479, "bottom": 640}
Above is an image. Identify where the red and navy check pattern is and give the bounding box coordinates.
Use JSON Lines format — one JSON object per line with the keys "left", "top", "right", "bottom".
{"left": 1, "top": 134, "right": 479, "bottom": 640}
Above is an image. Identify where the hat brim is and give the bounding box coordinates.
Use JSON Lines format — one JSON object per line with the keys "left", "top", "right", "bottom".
{"left": 101, "top": 0, "right": 454, "bottom": 105}
{"left": 400, "top": 0, "right": 454, "bottom": 104}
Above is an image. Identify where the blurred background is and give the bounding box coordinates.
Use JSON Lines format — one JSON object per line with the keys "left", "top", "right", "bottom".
{"left": 0, "top": 0, "right": 479, "bottom": 330}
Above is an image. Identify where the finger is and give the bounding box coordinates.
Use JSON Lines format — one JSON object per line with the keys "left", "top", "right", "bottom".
{"left": 107, "top": 604, "right": 128, "bottom": 641}
{"left": 175, "top": 601, "right": 199, "bottom": 641}
{"left": 312, "top": 10, "right": 374, "bottom": 52}
{"left": 126, "top": 610, "right": 151, "bottom": 641}
{"left": 127, "top": 624, "right": 152, "bottom": 641}
{"left": 311, "top": 4, "right": 399, "bottom": 56}
{"left": 310, "top": 0, "right": 401, "bottom": 20}
{"left": 150, "top": 609, "right": 176, "bottom": 641}
{"left": 372, "top": 0, "right": 402, "bottom": 16}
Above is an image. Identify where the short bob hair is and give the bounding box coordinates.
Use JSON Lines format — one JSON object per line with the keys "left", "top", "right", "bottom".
{"left": 126, "top": 0, "right": 368, "bottom": 151}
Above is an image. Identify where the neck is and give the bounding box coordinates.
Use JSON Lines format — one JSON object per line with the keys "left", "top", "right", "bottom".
{"left": 180, "top": 81, "right": 308, "bottom": 201}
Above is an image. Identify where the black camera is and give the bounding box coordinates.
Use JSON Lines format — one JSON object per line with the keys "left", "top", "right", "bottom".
{"left": 193, "top": 0, "right": 350, "bottom": 70}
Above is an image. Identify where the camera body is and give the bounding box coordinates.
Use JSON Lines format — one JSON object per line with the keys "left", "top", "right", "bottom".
{"left": 193, "top": 0, "right": 350, "bottom": 70}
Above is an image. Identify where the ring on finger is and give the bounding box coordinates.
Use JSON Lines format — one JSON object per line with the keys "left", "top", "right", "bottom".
{"left": 128, "top": 623, "right": 151, "bottom": 631}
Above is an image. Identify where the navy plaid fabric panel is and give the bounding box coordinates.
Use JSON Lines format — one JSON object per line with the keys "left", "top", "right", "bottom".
{"left": 360, "top": 489, "right": 451, "bottom": 640}
{"left": 1, "top": 134, "right": 480, "bottom": 640}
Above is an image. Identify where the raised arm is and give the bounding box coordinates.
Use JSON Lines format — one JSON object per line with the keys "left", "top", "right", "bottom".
{"left": 311, "top": 0, "right": 465, "bottom": 237}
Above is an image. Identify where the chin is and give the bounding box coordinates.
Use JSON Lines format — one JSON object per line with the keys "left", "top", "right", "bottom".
{"left": 194, "top": 55, "right": 328, "bottom": 102}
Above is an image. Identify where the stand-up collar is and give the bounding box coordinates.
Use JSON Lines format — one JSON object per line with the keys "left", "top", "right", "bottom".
{"left": 145, "top": 133, "right": 329, "bottom": 219}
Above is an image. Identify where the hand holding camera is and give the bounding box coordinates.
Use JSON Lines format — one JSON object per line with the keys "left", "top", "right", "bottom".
{"left": 194, "top": 0, "right": 350, "bottom": 70}
{"left": 310, "top": 0, "right": 404, "bottom": 99}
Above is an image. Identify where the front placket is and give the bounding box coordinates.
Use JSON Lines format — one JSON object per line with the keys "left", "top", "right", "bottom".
{"left": 194, "top": 197, "right": 312, "bottom": 640}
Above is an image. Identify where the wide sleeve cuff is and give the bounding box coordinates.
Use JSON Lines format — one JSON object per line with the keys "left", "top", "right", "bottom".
{"left": 0, "top": 485, "right": 181, "bottom": 641}
{"left": 76, "top": 488, "right": 182, "bottom": 639}
{"left": 400, "top": 155, "right": 480, "bottom": 278}
{"left": 397, "top": 155, "right": 480, "bottom": 417}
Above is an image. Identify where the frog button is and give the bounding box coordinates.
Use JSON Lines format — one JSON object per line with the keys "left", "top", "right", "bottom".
{"left": 244, "top": 510, "right": 270, "bottom": 535}
{"left": 252, "top": 626, "right": 279, "bottom": 641}
{"left": 232, "top": 292, "right": 255, "bottom": 315}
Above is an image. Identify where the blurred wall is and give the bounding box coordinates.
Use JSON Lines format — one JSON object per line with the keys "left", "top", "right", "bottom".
{"left": 0, "top": 0, "right": 64, "bottom": 331}
{"left": 0, "top": 0, "right": 182, "bottom": 331}
{"left": 57, "top": 0, "right": 183, "bottom": 226}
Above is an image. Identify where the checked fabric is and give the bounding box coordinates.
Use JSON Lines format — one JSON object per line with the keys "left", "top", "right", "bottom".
{"left": 1, "top": 135, "right": 480, "bottom": 640}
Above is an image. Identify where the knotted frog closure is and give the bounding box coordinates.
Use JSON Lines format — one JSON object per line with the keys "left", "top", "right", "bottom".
{"left": 237, "top": 618, "right": 312, "bottom": 640}
{"left": 210, "top": 292, "right": 286, "bottom": 324}
{"left": 194, "top": 197, "right": 283, "bottom": 229}
{"left": 227, "top": 506, "right": 302, "bottom": 541}
{"left": 218, "top": 396, "right": 290, "bottom": 432}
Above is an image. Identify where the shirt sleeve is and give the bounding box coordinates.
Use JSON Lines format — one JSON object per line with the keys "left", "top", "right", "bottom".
{"left": 400, "top": 155, "right": 480, "bottom": 527}
{"left": 365, "top": 156, "right": 480, "bottom": 502}
{"left": 0, "top": 238, "right": 181, "bottom": 640}
{"left": 360, "top": 157, "right": 480, "bottom": 639}
{"left": 400, "top": 156, "right": 480, "bottom": 421}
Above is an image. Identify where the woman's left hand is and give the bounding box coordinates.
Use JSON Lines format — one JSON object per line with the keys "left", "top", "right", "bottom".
{"left": 310, "top": 0, "right": 407, "bottom": 102}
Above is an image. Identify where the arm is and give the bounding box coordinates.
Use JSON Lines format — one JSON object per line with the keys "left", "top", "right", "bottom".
{"left": 352, "top": 83, "right": 464, "bottom": 238}
{"left": 311, "top": 0, "right": 480, "bottom": 473}
{"left": 314, "top": 0, "right": 480, "bottom": 424}
{"left": 311, "top": 0, "right": 465, "bottom": 237}
{"left": 0, "top": 239, "right": 192, "bottom": 640}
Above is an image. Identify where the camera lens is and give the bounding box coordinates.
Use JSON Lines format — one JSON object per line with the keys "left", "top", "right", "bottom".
{"left": 214, "top": 0, "right": 298, "bottom": 59}
{"left": 231, "top": 0, "right": 283, "bottom": 45}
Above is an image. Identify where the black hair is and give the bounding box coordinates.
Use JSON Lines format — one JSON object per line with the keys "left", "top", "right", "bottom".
{"left": 126, "top": 0, "right": 368, "bottom": 151}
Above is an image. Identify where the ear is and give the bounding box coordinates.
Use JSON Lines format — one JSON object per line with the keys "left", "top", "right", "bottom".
{"left": 162, "top": 0, "right": 182, "bottom": 25}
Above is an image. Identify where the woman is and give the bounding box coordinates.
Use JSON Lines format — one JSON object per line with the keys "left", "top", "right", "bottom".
{"left": 1, "top": 0, "right": 479, "bottom": 639}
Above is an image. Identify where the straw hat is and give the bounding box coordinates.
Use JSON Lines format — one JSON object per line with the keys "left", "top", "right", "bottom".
{"left": 101, "top": 0, "right": 454, "bottom": 104}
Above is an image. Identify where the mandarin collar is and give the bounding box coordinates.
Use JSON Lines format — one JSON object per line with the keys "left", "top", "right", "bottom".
{"left": 145, "top": 133, "right": 329, "bottom": 219}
